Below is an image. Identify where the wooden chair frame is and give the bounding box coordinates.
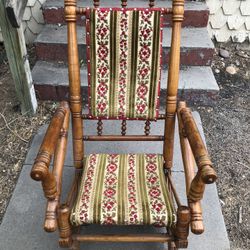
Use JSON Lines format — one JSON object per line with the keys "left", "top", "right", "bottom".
{"left": 31, "top": 0, "right": 217, "bottom": 249}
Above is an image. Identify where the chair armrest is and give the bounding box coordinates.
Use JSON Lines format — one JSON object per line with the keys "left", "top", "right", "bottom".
{"left": 30, "top": 102, "right": 70, "bottom": 200}
{"left": 179, "top": 102, "right": 217, "bottom": 186}
{"left": 177, "top": 101, "right": 217, "bottom": 234}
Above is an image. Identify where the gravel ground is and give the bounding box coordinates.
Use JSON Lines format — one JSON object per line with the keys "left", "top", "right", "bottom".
{"left": 0, "top": 43, "right": 249, "bottom": 249}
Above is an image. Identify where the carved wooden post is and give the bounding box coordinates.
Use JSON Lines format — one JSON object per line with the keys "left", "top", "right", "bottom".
{"left": 163, "top": 0, "right": 184, "bottom": 169}
{"left": 58, "top": 204, "right": 73, "bottom": 248}
{"left": 65, "top": 0, "right": 83, "bottom": 169}
{"left": 149, "top": 0, "right": 155, "bottom": 8}
{"left": 0, "top": 0, "right": 37, "bottom": 115}
{"left": 174, "top": 206, "right": 190, "bottom": 248}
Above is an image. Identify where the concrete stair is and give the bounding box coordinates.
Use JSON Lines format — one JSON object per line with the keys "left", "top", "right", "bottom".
{"left": 32, "top": 0, "right": 219, "bottom": 104}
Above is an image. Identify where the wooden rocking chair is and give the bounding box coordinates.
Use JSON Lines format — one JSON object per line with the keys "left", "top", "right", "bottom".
{"left": 31, "top": 0, "right": 217, "bottom": 249}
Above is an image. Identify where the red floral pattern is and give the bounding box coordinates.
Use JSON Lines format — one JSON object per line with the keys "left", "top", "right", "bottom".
{"left": 145, "top": 154, "right": 169, "bottom": 226}
{"left": 87, "top": 8, "right": 162, "bottom": 120}
{"left": 95, "top": 10, "right": 110, "bottom": 117}
{"left": 71, "top": 153, "right": 174, "bottom": 227}
{"left": 101, "top": 154, "right": 119, "bottom": 224}
{"left": 135, "top": 11, "right": 154, "bottom": 117}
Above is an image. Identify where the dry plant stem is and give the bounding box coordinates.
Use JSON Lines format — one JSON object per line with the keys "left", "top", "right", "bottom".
{"left": 0, "top": 112, "right": 28, "bottom": 143}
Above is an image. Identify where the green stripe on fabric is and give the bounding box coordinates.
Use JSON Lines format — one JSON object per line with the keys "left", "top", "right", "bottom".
{"left": 158, "top": 156, "right": 173, "bottom": 226}
{"left": 109, "top": 11, "right": 117, "bottom": 117}
{"left": 90, "top": 9, "right": 96, "bottom": 116}
{"left": 129, "top": 11, "right": 139, "bottom": 118}
{"left": 138, "top": 154, "right": 150, "bottom": 224}
{"left": 118, "top": 154, "right": 126, "bottom": 224}
{"left": 148, "top": 11, "right": 161, "bottom": 119}
{"left": 93, "top": 154, "right": 106, "bottom": 224}
{"left": 70, "top": 156, "right": 90, "bottom": 225}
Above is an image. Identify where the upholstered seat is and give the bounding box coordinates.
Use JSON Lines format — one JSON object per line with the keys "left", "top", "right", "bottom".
{"left": 71, "top": 153, "right": 175, "bottom": 227}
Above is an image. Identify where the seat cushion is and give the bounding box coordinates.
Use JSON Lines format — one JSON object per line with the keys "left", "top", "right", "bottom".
{"left": 70, "top": 154, "right": 175, "bottom": 227}
{"left": 86, "top": 8, "right": 163, "bottom": 120}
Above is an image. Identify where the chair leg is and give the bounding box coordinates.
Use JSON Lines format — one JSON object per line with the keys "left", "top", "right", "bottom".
{"left": 58, "top": 204, "right": 73, "bottom": 248}
{"left": 70, "top": 239, "right": 80, "bottom": 250}
{"left": 168, "top": 241, "right": 178, "bottom": 250}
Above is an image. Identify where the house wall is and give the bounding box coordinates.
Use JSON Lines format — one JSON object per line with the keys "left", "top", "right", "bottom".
{"left": 207, "top": 0, "right": 250, "bottom": 42}
{"left": 0, "top": 0, "right": 46, "bottom": 44}
{"left": 0, "top": 0, "right": 250, "bottom": 44}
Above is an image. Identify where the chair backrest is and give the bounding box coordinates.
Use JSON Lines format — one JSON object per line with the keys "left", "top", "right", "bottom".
{"left": 86, "top": 8, "right": 163, "bottom": 120}
{"left": 64, "top": 0, "right": 185, "bottom": 169}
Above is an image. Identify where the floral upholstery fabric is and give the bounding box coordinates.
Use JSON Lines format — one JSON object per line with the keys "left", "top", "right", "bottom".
{"left": 85, "top": 8, "right": 163, "bottom": 120}
{"left": 70, "top": 154, "right": 175, "bottom": 227}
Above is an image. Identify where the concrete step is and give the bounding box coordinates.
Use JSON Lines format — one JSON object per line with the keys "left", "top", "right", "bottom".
{"left": 34, "top": 25, "right": 214, "bottom": 66}
{"left": 32, "top": 61, "right": 219, "bottom": 105}
{"left": 43, "top": 0, "right": 209, "bottom": 28}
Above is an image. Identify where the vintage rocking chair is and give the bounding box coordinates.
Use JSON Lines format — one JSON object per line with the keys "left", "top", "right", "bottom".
{"left": 31, "top": 0, "right": 217, "bottom": 249}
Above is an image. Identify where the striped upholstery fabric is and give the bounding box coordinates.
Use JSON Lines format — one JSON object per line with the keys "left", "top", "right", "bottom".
{"left": 70, "top": 154, "right": 175, "bottom": 227}
{"left": 85, "top": 8, "right": 163, "bottom": 120}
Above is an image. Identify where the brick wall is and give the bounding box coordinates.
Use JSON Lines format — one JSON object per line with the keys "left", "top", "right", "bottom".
{"left": 0, "top": 0, "right": 250, "bottom": 43}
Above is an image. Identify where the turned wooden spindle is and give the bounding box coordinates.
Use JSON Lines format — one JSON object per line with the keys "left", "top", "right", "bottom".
{"left": 149, "top": 0, "right": 155, "bottom": 7}
{"left": 97, "top": 119, "right": 103, "bottom": 136}
{"left": 163, "top": 0, "right": 185, "bottom": 169}
{"left": 144, "top": 120, "right": 151, "bottom": 136}
{"left": 94, "top": 0, "right": 100, "bottom": 7}
{"left": 65, "top": 0, "right": 83, "bottom": 169}
{"left": 121, "top": 120, "right": 127, "bottom": 136}
{"left": 121, "top": 0, "right": 127, "bottom": 7}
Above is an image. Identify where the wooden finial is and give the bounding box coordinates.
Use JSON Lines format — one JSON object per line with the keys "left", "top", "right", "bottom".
{"left": 121, "top": 0, "right": 127, "bottom": 7}
{"left": 144, "top": 120, "right": 151, "bottom": 136}
{"left": 172, "top": 0, "right": 185, "bottom": 22}
{"left": 94, "top": 0, "right": 100, "bottom": 7}
{"left": 149, "top": 0, "right": 155, "bottom": 8}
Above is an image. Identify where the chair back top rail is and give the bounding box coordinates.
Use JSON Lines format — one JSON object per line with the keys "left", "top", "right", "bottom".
{"left": 85, "top": 1, "right": 159, "bottom": 8}
{"left": 76, "top": 7, "right": 172, "bottom": 15}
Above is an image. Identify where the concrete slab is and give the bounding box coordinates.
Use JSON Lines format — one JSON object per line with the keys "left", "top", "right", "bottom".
{"left": 0, "top": 112, "right": 230, "bottom": 250}
{"left": 35, "top": 25, "right": 214, "bottom": 49}
{"left": 32, "top": 61, "right": 219, "bottom": 91}
{"left": 35, "top": 25, "right": 214, "bottom": 66}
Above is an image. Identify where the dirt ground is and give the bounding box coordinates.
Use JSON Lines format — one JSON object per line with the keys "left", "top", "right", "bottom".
{"left": 0, "top": 42, "right": 249, "bottom": 249}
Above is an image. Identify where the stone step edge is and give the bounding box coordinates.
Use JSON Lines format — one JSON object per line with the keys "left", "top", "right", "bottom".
{"left": 42, "top": 0, "right": 209, "bottom": 28}
{"left": 34, "top": 25, "right": 214, "bottom": 66}
{"left": 32, "top": 61, "right": 219, "bottom": 105}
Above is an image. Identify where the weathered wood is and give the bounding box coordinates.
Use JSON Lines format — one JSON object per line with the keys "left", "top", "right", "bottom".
{"left": 5, "top": 0, "right": 28, "bottom": 28}
{"left": 0, "top": 0, "right": 37, "bottom": 115}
